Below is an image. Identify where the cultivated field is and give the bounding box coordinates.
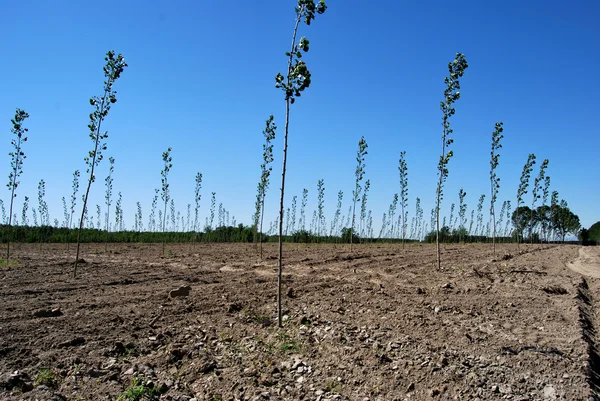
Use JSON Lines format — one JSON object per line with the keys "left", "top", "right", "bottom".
{"left": 1, "top": 243, "right": 599, "bottom": 400}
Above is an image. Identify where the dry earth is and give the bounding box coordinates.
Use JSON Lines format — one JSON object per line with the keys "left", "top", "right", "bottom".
{"left": 568, "top": 247, "right": 600, "bottom": 279}
{"left": 1, "top": 242, "right": 599, "bottom": 401}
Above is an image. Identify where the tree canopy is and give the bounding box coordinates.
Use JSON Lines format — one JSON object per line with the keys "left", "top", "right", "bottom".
{"left": 579, "top": 221, "right": 600, "bottom": 243}
{"left": 511, "top": 201, "right": 580, "bottom": 242}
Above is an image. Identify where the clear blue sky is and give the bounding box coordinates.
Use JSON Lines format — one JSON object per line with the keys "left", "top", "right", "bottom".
{"left": 1, "top": 0, "right": 598, "bottom": 235}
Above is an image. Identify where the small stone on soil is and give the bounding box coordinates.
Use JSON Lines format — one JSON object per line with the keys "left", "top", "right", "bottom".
{"left": 32, "top": 307, "right": 63, "bottom": 318}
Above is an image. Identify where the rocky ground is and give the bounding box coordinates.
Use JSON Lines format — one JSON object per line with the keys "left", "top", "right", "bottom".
{"left": 1, "top": 242, "right": 599, "bottom": 401}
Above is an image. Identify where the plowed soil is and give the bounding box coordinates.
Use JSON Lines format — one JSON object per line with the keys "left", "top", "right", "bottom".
{"left": 1, "top": 242, "right": 600, "bottom": 401}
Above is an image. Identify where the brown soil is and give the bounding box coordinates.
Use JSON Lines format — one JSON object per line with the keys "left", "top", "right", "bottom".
{"left": 1, "top": 242, "right": 598, "bottom": 401}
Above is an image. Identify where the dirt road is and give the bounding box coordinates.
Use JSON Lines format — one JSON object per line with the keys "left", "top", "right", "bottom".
{"left": 568, "top": 246, "right": 600, "bottom": 278}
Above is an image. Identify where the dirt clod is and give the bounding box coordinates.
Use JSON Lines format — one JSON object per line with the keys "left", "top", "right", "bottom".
{"left": 542, "top": 285, "right": 568, "bottom": 295}
{"left": 169, "top": 285, "right": 191, "bottom": 298}
{"left": 227, "top": 302, "right": 243, "bottom": 313}
{"left": 0, "top": 371, "right": 33, "bottom": 392}
{"left": 32, "top": 308, "right": 62, "bottom": 318}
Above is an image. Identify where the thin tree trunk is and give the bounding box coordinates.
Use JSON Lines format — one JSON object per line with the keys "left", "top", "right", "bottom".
{"left": 6, "top": 134, "right": 22, "bottom": 267}
{"left": 436, "top": 160, "right": 444, "bottom": 269}
{"left": 277, "top": 103, "right": 290, "bottom": 328}
{"left": 351, "top": 195, "right": 356, "bottom": 252}
{"left": 260, "top": 193, "right": 266, "bottom": 259}
{"left": 529, "top": 209, "right": 534, "bottom": 244}
{"left": 105, "top": 209, "right": 110, "bottom": 252}
{"left": 67, "top": 212, "right": 74, "bottom": 252}
{"left": 6, "top": 188, "right": 15, "bottom": 267}
{"left": 491, "top": 180, "right": 496, "bottom": 257}
{"left": 162, "top": 201, "right": 168, "bottom": 256}
{"left": 278, "top": 12, "right": 302, "bottom": 329}
{"left": 401, "top": 204, "right": 405, "bottom": 250}
{"left": 75, "top": 96, "right": 107, "bottom": 278}
{"left": 515, "top": 206, "right": 520, "bottom": 252}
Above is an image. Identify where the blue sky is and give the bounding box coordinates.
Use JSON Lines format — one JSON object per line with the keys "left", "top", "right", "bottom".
{"left": 1, "top": 0, "right": 598, "bottom": 235}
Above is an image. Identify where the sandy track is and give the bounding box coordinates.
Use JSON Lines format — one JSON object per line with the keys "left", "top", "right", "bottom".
{"left": 568, "top": 247, "right": 600, "bottom": 278}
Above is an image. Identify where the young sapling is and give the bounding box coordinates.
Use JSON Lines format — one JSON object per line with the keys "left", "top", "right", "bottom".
{"left": 104, "top": 157, "right": 114, "bottom": 251}
{"left": 186, "top": 204, "right": 191, "bottom": 232}
{"left": 317, "top": 178, "right": 325, "bottom": 239}
{"left": 476, "top": 194, "right": 485, "bottom": 238}
{"left": 6, "top": 108, "right": 29, "bottom": 264}
{"left": 515, "top": 153, "right": 536, "bottom": 249}
{"left": 290, "top": 195, "right": 297, "bottom": 234}
{"left": 160, "top": 147, "right": 173, "bottom": 255}
{"left": 257, "top": 116, "right": 276, "bottom": 257}
{"left": 497, "top": 200, "right": 507, "bottom": 241}
{"left": 351, "top": 136, "right": 368, "bottom": 250}
{"left": 135, "top": 202, "right": 143, "bottom": 232}
{"left": 398, "top": 151, "right": 408, "bottom": 248}
{"left": 389, "top": 194, "right": 399, "bottom": 238}
{"left": 435, "top": 53, "right": 468, "bottom": 269}
{"left": 115, "top": 191, "right": 123, "bottom": 232}
{"left": 149, "top": 189, "right": 159, "bottom": 232}
{"left": 21, "top": 196, "right": 29, "bottom": 227}
{"left": 64, "top": 170, "right": 80, "bottom": 249}
{"left": 209, "top": 192, "right": 216, "bottom": 230}
{"left": 62, "top": 197, "right": 68, "bottom": 228}
{"left": 96, "top": 205, "right": 101, "bottom": 230}
{"left": 170, "top": 198, "right": 176, "bottom": 231}
{"left": 530, "top": 159, "right": 548, "bottom": 243}
{"left": 540, "top": 175, "right": 551, "bottom": 243}
{"left": 414, "top": 197, "right": 423, "bottom": 241}
{"left": 504, "top": 200, "right": 512, "bottom": 238}
{"left": 193, "top": 173, "right": 202, "bottom": 242}
{"left": 74, "top": 51, "right": 127, "bottom": 277}
{"left": 360, "top": 180, "right": 370, "bottom": 239}
{"left": 331, "top": 191, "right": 343, "bottom": 237}
{"left": 274, "top": 0, "right": 327, "bottom": 327}
{"left": 489, "top": 122, "right": 503, "bottom": 255}
{"left": 300, "top": 188, "right": 308, "bottom": 231}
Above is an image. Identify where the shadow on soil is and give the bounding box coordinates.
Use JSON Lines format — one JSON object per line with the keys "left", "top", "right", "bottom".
{"left": 577, "top": 278, "right": 600, "bottom": 400}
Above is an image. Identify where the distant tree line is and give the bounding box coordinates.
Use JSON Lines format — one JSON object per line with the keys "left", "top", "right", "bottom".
{"left": 580, "top": 221, "right": 600, "bottom": 245}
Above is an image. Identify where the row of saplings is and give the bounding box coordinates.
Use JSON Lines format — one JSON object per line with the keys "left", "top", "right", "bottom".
{"left": 0, "top": 217, "right": 586, "bottom": 245}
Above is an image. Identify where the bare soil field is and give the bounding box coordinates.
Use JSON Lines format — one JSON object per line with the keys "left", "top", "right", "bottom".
{"left": 1, "top": 242, "right": 599, "bottom": 401}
